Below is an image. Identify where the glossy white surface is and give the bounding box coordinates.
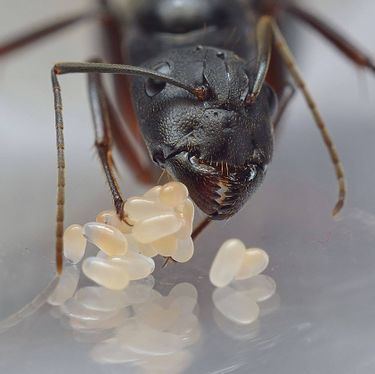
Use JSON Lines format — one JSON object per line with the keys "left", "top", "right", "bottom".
{"left": 0, "top": 0, "right": 375, "bottom": 373}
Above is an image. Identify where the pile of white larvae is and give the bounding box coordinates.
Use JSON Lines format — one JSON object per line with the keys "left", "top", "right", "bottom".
{"left": 209, "top": 239, "right": 276, "bottom": 325}
{"left": 57, "top": 180, "right": 275, "bottom": 328}
{"left": 48, "top": 266, "right": 199, "bottom": 371}
{"left": 63, "top": 181, "right": 195, "bottom": 290}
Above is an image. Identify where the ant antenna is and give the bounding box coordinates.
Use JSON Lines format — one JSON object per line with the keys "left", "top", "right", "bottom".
{"left": 248, "top": 16, "right": 346, "bottom": 216}
{"left": 52, "top": 61, "right": 206, "bottom": 273}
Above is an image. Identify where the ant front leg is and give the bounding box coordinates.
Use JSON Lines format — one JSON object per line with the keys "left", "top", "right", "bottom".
{"left": 273, "top": 82, "right": 295, "bottom": 129}
{"left": 163, "top": 216, "right": 212, "bottom": 268}
{"left": 87, "top": 67, "right": 126, "bottom": 218}
{"left": 87, "top": 60, "right": 160, "bottom": 210}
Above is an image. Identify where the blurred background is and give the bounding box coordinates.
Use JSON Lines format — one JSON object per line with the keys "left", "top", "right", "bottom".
{"left": 0, "top": 0, "right": 374, "bottom": 373}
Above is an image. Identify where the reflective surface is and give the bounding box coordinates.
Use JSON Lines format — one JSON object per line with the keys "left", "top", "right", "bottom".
{"left": 0, "top": 0, "right": 375, "bottom": 373}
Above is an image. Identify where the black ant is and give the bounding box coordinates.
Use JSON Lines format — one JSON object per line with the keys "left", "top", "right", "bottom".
{"left": 1, "top": 0, "right": 374, "bottom": 273}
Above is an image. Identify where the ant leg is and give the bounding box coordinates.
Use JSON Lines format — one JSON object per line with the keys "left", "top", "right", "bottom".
{"left": 162, "top": 217, "right": 212, "bottom": 268}
{"left": 286, "top": 4, "right": 375, "bottom": 72}
{"left": 273, "top": 83, "right": 295, "bottom": 128}
{"left": 100, "top": 10, "right": 144, "bottom": 141}
{"left": 251, "top": 16, "right": 346, "bottom": 217}
{"left": 192, "top": 217, "right": 211, "bottom": 240}
{"left": 88, "top": 61, "right": 156, "bottom": 191}
{"left": 0, "top": 10, "right": 101, "bottom": 57}
{"left": 88, "top": 71, "right": 125, "bottom": 217}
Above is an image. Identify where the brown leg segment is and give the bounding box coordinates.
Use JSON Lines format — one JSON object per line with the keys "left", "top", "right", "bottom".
{"left": 100, "top": 12, "right": 143, "bottom": 140}
{"left": 0, "top": 10, "right": 100, "bottom": 57}
{"left": 192, "top": 217, "right": 212, "bottom": 240}
{"left": 88, "top": 69, "right": 125, "bottom": 216}
{"left": 286, "top": 4, "right": 375, "bottom": 72}
{"left": 99, "top": 11, "right": 157, "bottom": 181}
{"left": 88, "top": 60, "right": 158, "bottom": 195}
{"left": 273, "top": 82, "right": 295, "bottom": 128}
{"left": 162, "top": 216, "right": 212, "bottom": 268}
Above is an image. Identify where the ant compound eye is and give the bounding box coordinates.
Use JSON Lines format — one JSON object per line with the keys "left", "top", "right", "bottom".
{"left": 145, "top": 62, "right": 171, "bottom": 97}
{"left": 145, "top": 78, "right": 166, "bottom": 97}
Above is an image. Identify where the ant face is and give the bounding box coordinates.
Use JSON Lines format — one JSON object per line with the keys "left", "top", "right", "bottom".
{"left": 132, "top": 47, "right": 276, "bottom": 219}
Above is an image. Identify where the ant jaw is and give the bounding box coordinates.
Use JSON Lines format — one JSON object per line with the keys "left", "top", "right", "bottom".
{"left": 207, "top": 164, "right": 263, "bottom": 219}
{"left": 165, "top": 151, "right": 266, "bottom": 219}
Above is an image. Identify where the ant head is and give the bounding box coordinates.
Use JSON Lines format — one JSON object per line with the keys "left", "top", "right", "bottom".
{"left": 131, "top": 46, "right": 277, "bottom": 219}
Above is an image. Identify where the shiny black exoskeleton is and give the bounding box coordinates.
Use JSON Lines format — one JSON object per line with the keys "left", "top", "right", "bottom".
{"left": 3, "top": 0, "right": 372, "bottom": 272}
{"left": 125, "top": 0, "right": 277, "bottom": 218}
